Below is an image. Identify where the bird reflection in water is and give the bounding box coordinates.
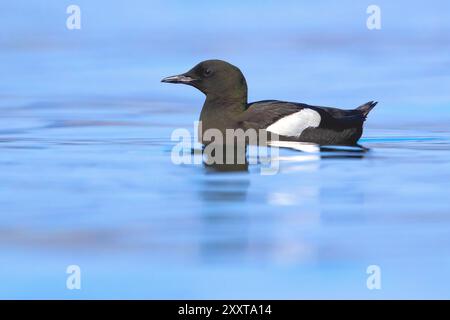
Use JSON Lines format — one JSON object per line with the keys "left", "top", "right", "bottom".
{"left": 202, "top": 143, "right": 249, "bottom": 172}
{"left": 200, "top": 141, "right": 369, "bottom": 173}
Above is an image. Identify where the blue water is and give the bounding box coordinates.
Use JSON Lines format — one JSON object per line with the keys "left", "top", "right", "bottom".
{"left": 1, "top": 1, "right": 450, "bottom": 299}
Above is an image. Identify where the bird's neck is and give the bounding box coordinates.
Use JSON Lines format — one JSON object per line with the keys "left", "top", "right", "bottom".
{"left": 199, "top": 94, "right": 247, "bottom": 132}
{"left": 205, "top": 93, "right": 247, "bottom": 109}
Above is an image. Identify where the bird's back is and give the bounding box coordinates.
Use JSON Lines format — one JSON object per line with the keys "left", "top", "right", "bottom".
{"left": 238, "top": 100, "right": 376, "bottom": 145}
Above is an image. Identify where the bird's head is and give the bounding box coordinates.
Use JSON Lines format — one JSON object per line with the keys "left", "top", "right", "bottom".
{"left": 162, "top": 60, "right": 247, "bottom": 100}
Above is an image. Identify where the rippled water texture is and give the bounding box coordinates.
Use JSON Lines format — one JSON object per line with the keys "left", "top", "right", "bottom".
{"left": 0, "top": 1, "right": 450, "bottom": 298}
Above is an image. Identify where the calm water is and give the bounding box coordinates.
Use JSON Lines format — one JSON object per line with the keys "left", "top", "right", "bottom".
{"left": 1, "top": 1, "right": 450, "bottom": 298}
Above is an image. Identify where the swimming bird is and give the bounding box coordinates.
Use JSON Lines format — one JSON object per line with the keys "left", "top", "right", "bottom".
{"left": 162, "top": 60, "right": 377, "bottom": 146}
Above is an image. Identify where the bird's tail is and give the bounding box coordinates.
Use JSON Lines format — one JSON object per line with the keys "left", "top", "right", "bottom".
{"left": 356, "top": 101, "right": 378, "bottom": 119}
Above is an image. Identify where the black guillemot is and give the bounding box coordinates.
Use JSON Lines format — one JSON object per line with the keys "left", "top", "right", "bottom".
{"left": 162, "top": 59, "right": 377, "bottom": 146}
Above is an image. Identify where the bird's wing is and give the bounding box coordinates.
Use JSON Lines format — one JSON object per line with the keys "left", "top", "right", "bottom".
{"left": 238, "top": 100, "right": 308, "bottom": 130}
{"left": 238, "top": 100, "right": 366, "bottom": 133}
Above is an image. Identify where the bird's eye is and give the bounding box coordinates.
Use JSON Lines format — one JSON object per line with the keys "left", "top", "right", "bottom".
{"left": 204, "top": 68, "right": 212, "bottom": 76}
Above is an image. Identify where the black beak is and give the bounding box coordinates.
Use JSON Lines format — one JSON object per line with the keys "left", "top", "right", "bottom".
{"left": 161, "top": 73, "right": 197, "bottom": 84}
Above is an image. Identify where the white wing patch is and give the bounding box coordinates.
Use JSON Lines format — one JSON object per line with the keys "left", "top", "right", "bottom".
{"left": 266, "top": 108, "right": 321, "bottom": 137}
